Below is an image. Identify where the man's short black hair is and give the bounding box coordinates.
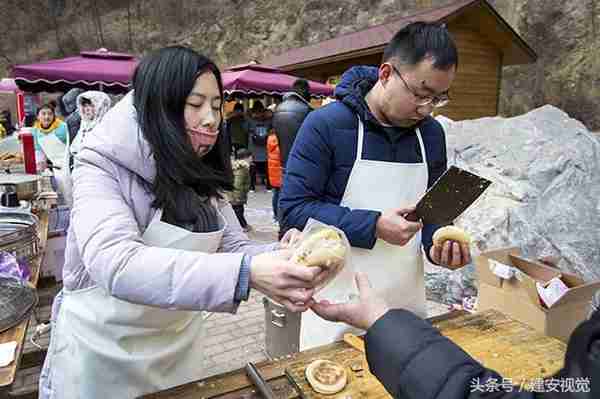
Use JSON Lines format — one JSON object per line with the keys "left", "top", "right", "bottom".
{"left": 292, "top": 79, "right": 310, "bottom": 101}
{"left": 233, "top": 102, "right": 244, "bottom": 112}
{"left": 383, "top": 21, "right": 458, "bottom": 70}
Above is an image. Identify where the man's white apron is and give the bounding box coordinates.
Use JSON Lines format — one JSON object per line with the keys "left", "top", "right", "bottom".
{"left": 300, "top": 117, "right": 429, "bottom": 350}
{"left": 46, "top": 208, "right": 225, "bottom": 398}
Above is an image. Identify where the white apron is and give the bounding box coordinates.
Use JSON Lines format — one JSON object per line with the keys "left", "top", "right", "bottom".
{"left": 38, "top": 132, "right": 67, "bottom": 169}
{"left": 46, "top": 207, "right": 225, "bottom": 398}
{"left": 38, "top": 131, "right": 73, "bottom": 205}
{"left": 300, "top": 117, "right": 429, "bottom": 350}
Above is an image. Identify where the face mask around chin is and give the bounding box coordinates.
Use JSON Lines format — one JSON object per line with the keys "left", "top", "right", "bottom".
{"left": 188, "top": 127, "right": 218, "bottom": 148}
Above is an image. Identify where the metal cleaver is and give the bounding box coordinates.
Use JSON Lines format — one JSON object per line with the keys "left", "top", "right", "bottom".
{"left": 405, "top": 166, "right": 492, "bottom": 225}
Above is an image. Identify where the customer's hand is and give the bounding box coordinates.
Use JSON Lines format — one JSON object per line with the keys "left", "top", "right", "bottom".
{"left": 376, "top": 206, "right": 423, "bottom": 246}
{"left": 429, "top": 241, "right": 471, "bottom": 270}
{"left": 280, "top": 228, "right": 303, "bottom": 249}
{"left": 310, "top": 273, "right": 389, "bottom": 331}
{"left": 250, "top": 249, "right": 322, "bottom": 312}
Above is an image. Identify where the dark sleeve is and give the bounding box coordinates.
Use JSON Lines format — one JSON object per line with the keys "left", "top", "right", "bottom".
{"left": 66, "top": 112, "right": 81, "bottom": 144}
{"left": 365, "top": 310, "right": 535, "bottom": 399}
{"left": 223, "top": 121, "right": 233, "bottom": 153}
{"left": 555, "top": 309, "right": 600, "bottom": 398}
{"left": 279, "top": 111, "right": 380, "bottom": 249}
{"left": 422, "top": 123, "right": 448, "bottom": 263}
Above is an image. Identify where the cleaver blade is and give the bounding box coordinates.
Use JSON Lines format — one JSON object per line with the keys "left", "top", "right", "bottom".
{"left": 408, "top": 166, "right": 492, "bottom": 225}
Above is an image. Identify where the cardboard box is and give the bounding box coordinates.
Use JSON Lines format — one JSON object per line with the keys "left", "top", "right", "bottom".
{"left": 476, "top": 247, "right": 600, "bottom": 342}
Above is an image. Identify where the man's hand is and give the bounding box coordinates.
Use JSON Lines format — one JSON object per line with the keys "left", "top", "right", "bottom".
{"left": 429, "top": 241, "right": 471, "bottom": 270}
{"left": 376, "top": 206, "right": 423, "bottom": 246}
{"left": 310, "top": 273, "right": 390, "bottom": 331}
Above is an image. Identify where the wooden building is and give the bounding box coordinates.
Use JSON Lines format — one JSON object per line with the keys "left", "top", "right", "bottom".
{"left": 263, "top": 0, "right": 536, "bottom": 121}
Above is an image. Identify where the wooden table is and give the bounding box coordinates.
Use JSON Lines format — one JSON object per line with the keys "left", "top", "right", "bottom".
{"left": 141, "top": 310, "right": 567, "bottom": 399}
{"left": 0, "top": 210, "right": 48, "bottom": 392}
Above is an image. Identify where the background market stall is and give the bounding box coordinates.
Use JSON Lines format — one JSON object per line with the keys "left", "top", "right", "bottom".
{"left": 221, "top": 63, "right": 334, "bottom": 112}
{"left": 11, "top": 49, "right": 138, "bottom": 95}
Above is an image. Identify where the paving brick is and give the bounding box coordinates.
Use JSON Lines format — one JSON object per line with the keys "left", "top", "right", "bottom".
{"left": 212, "top": 315, "right": 241, "bottom": 327}
{"left": 211, "top": 348, "right": 244, "bottom": 365}
{"left": 203, "top": 356, "right": 217, "bottom": 369}
{"left": 206, "top": 323, "right": 241, "bottom": 336}
{"left": 236, "top": 318, "right": 264, "bottom": 329}
{"left": 222, "top": 335, "right": 255, "bottom": 351}
{"left": 202, "top": 330, "right": 235, "bottom": 346}
{"left": 204, "top": 343, "right": 227, "bottom": 357}
{"left": 231, "top": 323, "right": 264, "bottom": 338}
{"left": 239, "top": 308, "right": 265, "bottom": 320}
{"left": 203, "top": 319, "right": 217, "bottom": 329}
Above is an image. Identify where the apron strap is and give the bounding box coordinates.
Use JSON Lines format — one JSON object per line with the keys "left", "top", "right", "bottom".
{"left": 147, "top": 208, "right": 163, "bottom": 231}
{"left": 355, "top": 116, "right": 365, "bottom": 161}
{"left": 415, "top": 128, "right": 428, "bottom": 165}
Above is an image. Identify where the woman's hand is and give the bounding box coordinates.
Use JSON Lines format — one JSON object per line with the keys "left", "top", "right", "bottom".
{"left": 250, "top": 249, "right": 322, "bottom": 312}
{"left": 280, "top": 228, "right": 303, "bottom": 249}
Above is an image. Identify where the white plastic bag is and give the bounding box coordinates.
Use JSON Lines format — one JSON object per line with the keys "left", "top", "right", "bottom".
{"left": 290, "top": 218, "right": 353, "bottom": 294}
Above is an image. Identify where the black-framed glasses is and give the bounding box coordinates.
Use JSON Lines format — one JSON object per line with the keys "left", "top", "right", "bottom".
{"left": 389, "top": 64, "right": 450, "bottom": 108}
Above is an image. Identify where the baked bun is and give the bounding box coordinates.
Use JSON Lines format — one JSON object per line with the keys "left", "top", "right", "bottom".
{"left": 291, "top": 228, "right": 346, "bottom": 269}
{"left": 433, "top": 226, "right": 471, "bottom": 246}
{"left": 305, "top": 359, "right": 347, "bottom": 395}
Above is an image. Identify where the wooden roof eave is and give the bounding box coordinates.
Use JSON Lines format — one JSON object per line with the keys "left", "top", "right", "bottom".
{"left": 277, "top": 44, "right": 386, "bottom": 72}
{"left": 276, "top": 0, "right": 536, "bottom": 72}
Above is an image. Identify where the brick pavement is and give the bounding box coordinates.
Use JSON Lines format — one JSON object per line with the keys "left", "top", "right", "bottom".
{"left": 10, "top": 186, "right": 450, "bottom": 395}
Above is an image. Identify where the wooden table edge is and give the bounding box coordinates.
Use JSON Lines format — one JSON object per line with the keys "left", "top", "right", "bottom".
{"left": 0, "top": 210, "right": 49, "bottom": 390}
{"left": 140, "top": 310, "right": 465, "bottom": 398}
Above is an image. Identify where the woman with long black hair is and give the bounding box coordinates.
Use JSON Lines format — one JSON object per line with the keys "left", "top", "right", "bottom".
{"left": 39, "top": 46, "right": 324, "bottom": 398}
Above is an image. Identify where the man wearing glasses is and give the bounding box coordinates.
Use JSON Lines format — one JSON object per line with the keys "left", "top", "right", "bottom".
{"left": 279, "top": 22, "right": 471, "bottom": 350}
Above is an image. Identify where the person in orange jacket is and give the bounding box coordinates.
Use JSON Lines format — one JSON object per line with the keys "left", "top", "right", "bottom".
{"left": 267, "top": 129, "right": 282, "bottom": 222}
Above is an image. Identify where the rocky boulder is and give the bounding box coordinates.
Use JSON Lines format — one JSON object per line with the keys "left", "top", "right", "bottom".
{"left": 427, "top": 106, "right": 600, "bottom": 304}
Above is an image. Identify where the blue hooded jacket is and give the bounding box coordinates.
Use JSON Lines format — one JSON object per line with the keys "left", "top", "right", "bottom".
{"left": 279, "top": 66, "right": 447, "bottom": 256}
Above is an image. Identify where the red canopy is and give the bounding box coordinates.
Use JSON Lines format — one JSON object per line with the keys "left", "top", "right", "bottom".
{"left": 222, "top": 63, "right": 333, "bottom": 98}
{"left": 12, "top": 49, "right": 138, "bottom": 94}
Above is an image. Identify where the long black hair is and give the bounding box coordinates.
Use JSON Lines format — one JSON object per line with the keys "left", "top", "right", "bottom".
{"left": 132, "top": 46, "right": 232, "bottom": 232}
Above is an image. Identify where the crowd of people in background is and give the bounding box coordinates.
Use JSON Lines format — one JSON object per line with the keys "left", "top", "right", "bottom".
{"left": 0, "top": 78, "right": 313, "bottom": 230}
{"left": 223, "top": 78, "right": 313, "bottom": 231}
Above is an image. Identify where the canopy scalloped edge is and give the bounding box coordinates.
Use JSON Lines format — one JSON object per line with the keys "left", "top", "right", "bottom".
{"left": 224, "top": 89, "right": 330, "bottom": 99}
{"left": 14, "top": 77, "right": 130, "bottom": 88}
